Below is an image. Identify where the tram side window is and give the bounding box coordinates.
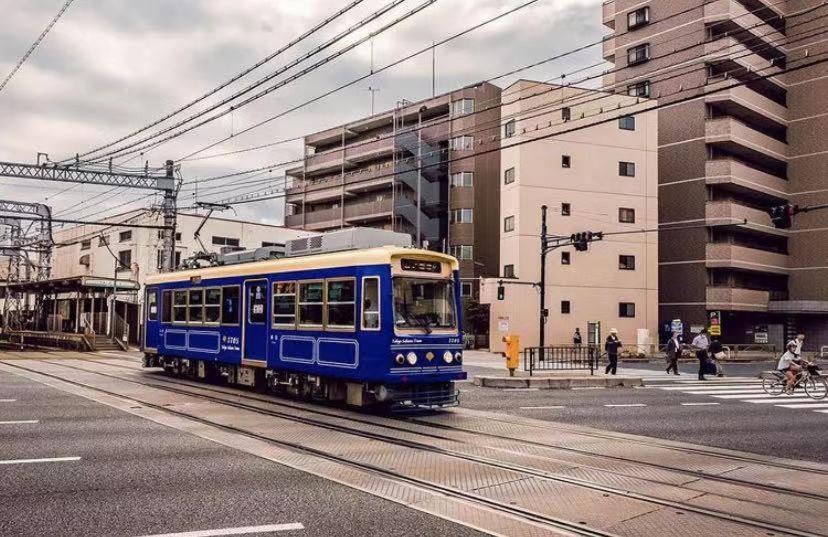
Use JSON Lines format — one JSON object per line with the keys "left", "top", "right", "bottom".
{"left": 327, "top": 279, "right": 355, "bottom": 329}
{"left": 362, "top": 277, "right": 380, "bottom": 330}
{"left": 298, "top": 281, "right": 324, "bottom": 327}
{"left": 204, "top": 288, "right": 221, "bottom": 324}
{"left": 189, "top": 289, "right": 204, "bottom": 324}
{"left": 248, "top": 282, "right": 267, "bottom": 325}
{"left": 162, "top": 290, "right": 172, "bottom": 323}
{"left": 272, "top": 282, "right": 297, "bottom": 327}
{"left": 173, "top": 290, "right": 187, "bottom": 323}
{"left": 146, "top": 289, "right": 158, "bottom": 321}
{"left": 221, "top": 286, "right": 240, "bottom": 325}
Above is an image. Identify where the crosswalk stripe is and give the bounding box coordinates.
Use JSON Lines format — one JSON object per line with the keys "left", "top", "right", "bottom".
{"left": 680, "top": 402, "right": 720, "bottom": 406}
{"left": 776, "top": 402, "right": 828, "bottom": 409}
{"left": 684, "top": 389, "right": 767, "bottom": 394}
{"left": 657, "top": 384, "right": 762, "bottom": 391}
{"left": 743, "top": 397, "right": 816, "bottom": 404}
{"left": 816, "top": 410, "right": 828, "bottom": 414}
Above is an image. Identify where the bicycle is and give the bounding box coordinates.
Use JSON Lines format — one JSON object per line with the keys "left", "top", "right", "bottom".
{"left": 761, "top": 361, "right": 827, "bottom": 400}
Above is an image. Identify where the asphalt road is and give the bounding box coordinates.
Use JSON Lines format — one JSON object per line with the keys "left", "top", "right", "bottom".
{"left": 460, "top": 359, "right": 828, "bottom": 463}
{"left": 0, "top": 368, "right": 484, "bottom": 537}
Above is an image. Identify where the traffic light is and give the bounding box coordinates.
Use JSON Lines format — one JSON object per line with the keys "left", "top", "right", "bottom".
{"left": 768, "top": 204, "right": 796, "bottom": 229}
{"left": 569, "top": 231, "right": 603, "bottom": 251}
{"left": 497, "top": 285, "right": 505, "bottom": 301}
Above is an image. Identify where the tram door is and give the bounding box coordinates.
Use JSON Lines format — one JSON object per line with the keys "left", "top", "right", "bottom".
{"left": 243, "top": 280, "right": 268, "bottom": 362}
{"left": 143, "top": 287, "right": 160, "bottom": 351}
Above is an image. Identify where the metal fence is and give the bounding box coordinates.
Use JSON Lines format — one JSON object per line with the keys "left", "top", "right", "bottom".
{"left": 523, "top": 345, "right": 599, "bottom": 376}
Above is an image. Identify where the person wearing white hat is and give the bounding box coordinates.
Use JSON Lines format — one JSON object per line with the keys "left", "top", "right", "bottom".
{"left": 604, "top": 328, "right": 622, "bottom": 375}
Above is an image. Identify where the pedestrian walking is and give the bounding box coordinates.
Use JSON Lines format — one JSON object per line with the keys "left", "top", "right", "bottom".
{"left": 665, "top": 331, "right": 681, "bottom": 375}
{"left": 605, "top": 328, "right": 622, "bottom": 375}
{"left": 573, "top": 328, "right": 582, "bottom": 347}
{"left": 692, "top": 328, "right": 711, "bottom": 380}
{"left": 709, "top": 336, "right": 725, "bottom": 377}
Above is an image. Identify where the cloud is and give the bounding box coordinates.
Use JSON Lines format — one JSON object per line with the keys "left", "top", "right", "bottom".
{"left": 0, "top": 0, "right": 604, "bottom": 226}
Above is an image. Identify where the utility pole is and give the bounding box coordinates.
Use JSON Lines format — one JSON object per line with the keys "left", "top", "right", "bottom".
{"left": 367, "top": 86, "right": 380, "bottom": 115}
{"left": 539, "top": 205, "right": 548, "bottom": 348}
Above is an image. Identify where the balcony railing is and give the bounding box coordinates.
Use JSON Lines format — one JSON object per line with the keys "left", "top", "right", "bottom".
{"left": 706, "top": 243, "right": 789, "bottom": 274}
{"left": 706, "top": 286, "right": 770, "bottom": 311}
{"left": 705, "top": 200, "right": 778, "bottom": 232}
{"left": 705, "top": 159, "right": 788, "bottom": 198}
{"left": 705, "top": 117, "right": 788, "bottom": 161}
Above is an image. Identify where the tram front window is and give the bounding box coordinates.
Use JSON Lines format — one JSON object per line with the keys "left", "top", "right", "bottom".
{"left": 393, "top": 277, "right": 457, "bottom": 332}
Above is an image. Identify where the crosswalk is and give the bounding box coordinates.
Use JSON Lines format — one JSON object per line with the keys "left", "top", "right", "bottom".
{"left": 649, "top": 377, "right": 828, "bottom": 414}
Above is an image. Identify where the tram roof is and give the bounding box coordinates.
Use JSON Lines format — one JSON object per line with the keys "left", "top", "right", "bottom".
{"left": 146, "top": 246, "right": 459, "bottom": 285}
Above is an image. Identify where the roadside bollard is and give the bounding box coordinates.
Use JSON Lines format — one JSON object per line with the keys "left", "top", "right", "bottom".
{"left": 502, "top": 334, "right": 520, "bottom": 377}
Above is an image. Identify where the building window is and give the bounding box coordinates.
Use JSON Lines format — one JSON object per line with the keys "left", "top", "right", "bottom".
{"left": 188, "top": 289, "right": 204, "bottom": 324}
{"left": 262, "top": 241, "right": 282, "bottom": 248}
{"left": 504, "top": 167, "right": 516, "bottom": 185}
{"left": 504, "top": 120, "right": 516, "bottom": 138}
{"left": 212, "top": 236, "right": 240, "bottom": 247}
{"left": 221, "top": 285, "right": 240, "bottom": 325}
{"left": 119, "top": 230, "right": 132, "bottom": 243}
{"left": 157, "top": 230, "right": 182, "bottom": 241}
{"left": 503, "top": 264, "right": 516, "bottom": 278}
{"left": 627, "top": 81, "right": 650, "bottom": 98}
{"left": 173, "top": 290, "right": 187, "bottom": 323}
{"left": 450, "top": 135, "right": 474, "bottom": 150}
{"left": 272, "top": 282, "right": 297, "bottom": 327}
{"left": 247, "top": 282, "right": 267, "bottom": 325}
{"left": 98, "top": 235, "right": 109, "bottom": 247}
{"left": 619, "top": 255, "right": 636, "bottom": 270}
{"left": 619, "top": 208, "right": 636, "bottom": 223}
{"left": 561, "top": 251, "right": 571, "bottom": 265}
{"left": 204, "top": 288, "right": 221, "bottom": 323}
{"left": 80, "top": 240, "right": 91, "bottom": 251}
{"left": 450, "top": 171, "right": 474, "bottom": 187}
{"left": 327, "top": 279, "right": 356, "bottom": 329}
{"left": 451, "top": 245, "right": 473, "bottom": 260}
{"left": 619, "top": 162, "right": 636, "bottom": 177}
{"left": 619, "top": 302, "right": 636, "bottom": 318}
{"left": 561, "top": 300, "right": 571, "bottom": 314}
{"left": 627, "top": 43, "right": 650, "bottom": 66}
{"left": 619, "top": 115, "right": 636, "bottom": 130}
{"left": 562, "top": 155, "right": 571, "bottom": 168}
{"left": 451, "top": 98, "right": 474, "bottom": 117}
{"left": 461, "top": 282, "right": 473, "bottom": 297}
{"left": 118, "top": 249, "right": 132, "bottom": 269}
{"left": 561, "top": 203, "right": 571, "bottom": 216}
{"left": 627, "top": 6, "right": 650, "bottom": 29}
{"left": 503, "top": 215, "right": 515, "bottom": 233}
{"left": 451, "top": 209, "right": 474, "bottom": 224}
{"left": 562, "top": 107, "right": 571, "bottom": 121}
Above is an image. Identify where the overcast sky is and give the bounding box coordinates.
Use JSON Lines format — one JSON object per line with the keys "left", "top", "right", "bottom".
{"left": 0, "top": 0, "right": 604, "bottom": 226}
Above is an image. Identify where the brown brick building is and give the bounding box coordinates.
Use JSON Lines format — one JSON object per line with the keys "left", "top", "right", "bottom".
{"left": 603, "top": 0, "right": 828, "bottom": 347}
{"left": 285, "top": 82, "right": 502, "bottom": 305}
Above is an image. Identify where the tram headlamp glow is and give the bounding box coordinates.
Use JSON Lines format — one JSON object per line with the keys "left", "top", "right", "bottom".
{"left": 395, "top": 353, "right": 405, "bottom": 365}
{"left": 455, "top": 352, "right": 463, "bottom": 363}
{"left": 443, "top": 351, "right": 454, "bottom": 364}
{"left": 406, "top": 352, "right": 418, "bottom": 365}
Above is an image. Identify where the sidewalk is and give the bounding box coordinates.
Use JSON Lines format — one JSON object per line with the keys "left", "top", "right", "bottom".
{"left": 463, "top": 350, "right": 642, "bottom": 389}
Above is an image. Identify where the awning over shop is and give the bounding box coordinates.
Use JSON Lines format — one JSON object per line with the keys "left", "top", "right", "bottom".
{"left": 1, "top": 275, "right": 140, "bottom": 294}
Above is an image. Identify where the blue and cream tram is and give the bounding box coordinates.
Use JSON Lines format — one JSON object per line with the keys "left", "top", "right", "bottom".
{"left": 141, "top": 246, "right": 465, "bottom": 409}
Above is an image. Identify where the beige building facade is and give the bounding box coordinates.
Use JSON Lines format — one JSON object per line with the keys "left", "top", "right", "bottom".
{"left": 603, "top": 0, "right": 828, "bottom": 348}
{"left": 482, "top": 81, "right": 659, "bottom": 353}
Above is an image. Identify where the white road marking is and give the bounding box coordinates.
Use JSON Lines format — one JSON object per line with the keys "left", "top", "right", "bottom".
{"left": 504, "top": 388, "right": 540, "bottom": 392}
{"left": 0, "top": 398, "right": 17, "bottom": 402}
{"left": 0, "top": 420, "right": 39, "bottom": 425}
{"left": 657, "top": 384, "right": 762, "bottom": 391}
{"left": 776, "top": 402, "right": 828, "bottom": 409}
{"left": 684, "top": 390, "right": 767, "bottom": 395}
{"left": 742, "top": 397, "right": 817, "bottom": 404}
{"left": 134, "top": 523, "right": 305, "bottom": 537}
{"left": 571, "top": 387, "right": 605, "bottom": 391}
{"left": 520, "top": 406, "right": 565, "bottom": 410}
{"left": 604, "top": 403, "right": 647, "bottom": 407}
{"left": 711, "top": 393, "right": 782, "bottom": 399}
{"left": 816, "top": 410, "right": 828, "bottom": 414}
{"left": 680, "top": 402, "right": 721, "bottom": 406}
{"left": 0, "top": 456, "right": 81, "bottom": 465}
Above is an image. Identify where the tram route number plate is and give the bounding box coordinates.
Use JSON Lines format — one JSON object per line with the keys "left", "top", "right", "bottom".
{"left": 401, "top": 258, "right": 441, "bottom": 273}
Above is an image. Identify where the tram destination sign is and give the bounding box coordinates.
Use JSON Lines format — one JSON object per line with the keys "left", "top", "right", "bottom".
{"left": 401, "top": 258, "right": 442, "bottom": 274}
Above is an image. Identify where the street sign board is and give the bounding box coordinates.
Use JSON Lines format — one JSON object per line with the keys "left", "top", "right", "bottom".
{"left": 708, "top": 310, "right": 722, "bottom": 336}
{"left": 670, "top": 319, "right": 683, "bottom": 334}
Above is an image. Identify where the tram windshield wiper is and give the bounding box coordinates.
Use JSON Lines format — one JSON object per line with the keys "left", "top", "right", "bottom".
{"left": 398, "top": 303, "right": 431, "bottom": 334}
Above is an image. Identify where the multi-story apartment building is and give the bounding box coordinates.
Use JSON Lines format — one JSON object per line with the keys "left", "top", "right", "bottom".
{"left": 284, "top": 82, "right": 503, "bottom": 302}
{"left": 482, "top": 81, "right": 659, "bottom": 353}
{"left": 603, "top": 0, "right": 828, "bottom": 347}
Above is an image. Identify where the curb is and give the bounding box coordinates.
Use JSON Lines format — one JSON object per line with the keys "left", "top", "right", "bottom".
{"left": 473, "top": 375, "right": 643, "bottom": 389}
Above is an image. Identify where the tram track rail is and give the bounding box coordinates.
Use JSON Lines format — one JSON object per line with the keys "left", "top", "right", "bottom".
{"left": 4, "top": 358, "right": 825, "bottom": 537}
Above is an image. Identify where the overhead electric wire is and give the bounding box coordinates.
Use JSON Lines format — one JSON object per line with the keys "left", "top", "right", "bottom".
{"left": 185, "top": 2, "right": 815, "bottom": 200}
{"left": 172, "top": 0, "right": 782, "bottom": 165}
{"left": 60, "top": 0, "right": 367, "bottom": 164}
{"left": 0, "top": 0, "right": 75, "bottom": 94}
{"left": 80, "top": 0, "right": 437, "bottom": 165}
{"left": 209, "top": 50, "right": 828, "bottom": 208}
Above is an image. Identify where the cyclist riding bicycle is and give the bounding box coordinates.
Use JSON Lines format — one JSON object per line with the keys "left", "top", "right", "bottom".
{"left": 777, "top": 333, "right": 805, "bottom": 394}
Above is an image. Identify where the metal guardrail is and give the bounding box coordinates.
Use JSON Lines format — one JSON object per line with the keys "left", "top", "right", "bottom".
{"left": 523, "top": 345, "right": 599, "bottom": 376}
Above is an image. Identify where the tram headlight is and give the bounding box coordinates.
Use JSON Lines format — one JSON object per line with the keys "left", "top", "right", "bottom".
{"left": 455, "top": 352, "right": 463, "bottom": 363}
{"left": 406, "top": 352, "right": 418, "bottom": 365}
{"left": 395, "top": 353, "right": 405, "bottom": 365}
{"left": 443, "top": 351, "right": 454, "bottom": 364}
